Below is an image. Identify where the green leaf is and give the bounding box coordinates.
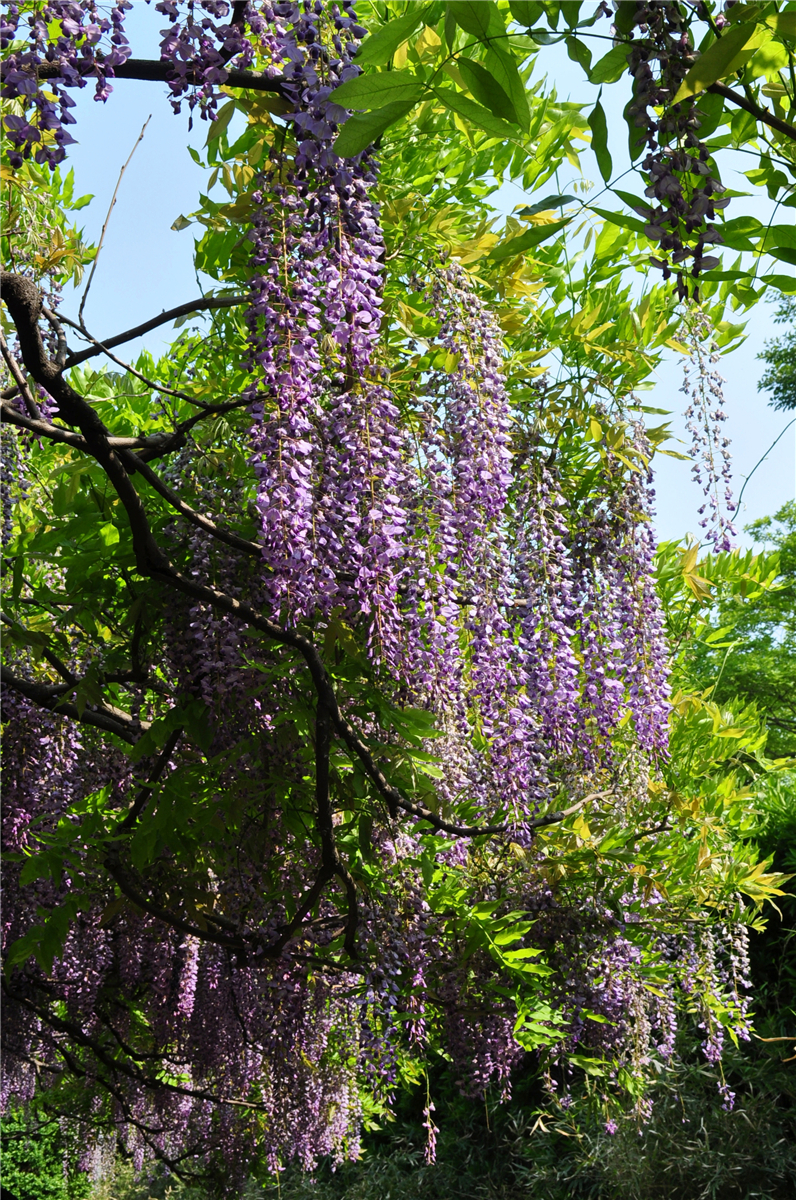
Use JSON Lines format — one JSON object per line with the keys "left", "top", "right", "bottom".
{"left": 508, "top": 0, "right": 543, "bottom": 25}
{"left": 763, "top": 224, "right": 796, "bottom": 252}
{"left": 334, "top": 101, "right": 415, "bottom": 156}
{"left": 358, "top": 813, "right": 374, "bottom": 860}
{"left": 766, "top": 12, "right": 796, "bottom": 38}
{"left": 589, "top": 44, "right": 631, "bottom": 84}
{"left": 432, "top": 86, "right": 521, "bottom": 140}
{"left": 98, "top": 522, "right": 119, "bottom": 547}
{"left": 490, "top": 217, "right": 571, "bottom": 261}
{"left": 768, "top": 246, "right": 796, "bottom": 266}
{"left": 4, "top": 927, "right": 44, "bottom": 971}
{"left": 448, "top": 0, "right": 506, "bottom": 43}
{"left": 591, "top": 206, "right": 646, "bottom": 234}
{"left": 355, "top": 8, "right": 427, "bottom": 66}
{"left": 516, "top": 193, "right": 577, "bottom": 218}
{"left": 485, "top": 44, "right": 531, "bottom": 128}
{"left": 330, "top": 70, "right": 425, "bottom": 108}
{"left": 457, "top": 56, "right": 519, "bottom": 123}
{"left": 560, "top": 1, "right": 583, "bottom": 27}
{"left": 19, "top": 853, "right": 59, "bottom": 887}
{"left": 721, "top": 214, "right": 764, "bottom": 251}
{"left": 588, "top": 94, "right": 612, "bottom": 183}
{"left": 205, "top": 99, "right": 236, "bottom": 144}
{"left": 673, "top": 23, "right": 770, "bottom": 102}
{"left": 566, "top": 35, "right": 592, "bottom": 72}
{"left": 12, "top": 552, "right": 24, "bottom": 601}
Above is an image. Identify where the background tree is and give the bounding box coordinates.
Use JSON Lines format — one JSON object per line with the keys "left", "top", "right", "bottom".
{"left": 759, "top": 296, "right": 796, "bottom": 412}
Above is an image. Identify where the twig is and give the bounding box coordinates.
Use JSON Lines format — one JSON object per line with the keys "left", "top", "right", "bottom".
{"left": 735, "top": 417, "right": 796, "bottom": 515}
{"left": 65, "top": 294, "right": 248, "bottom": 369}
{"left": 78, "top": 117, "right": 151, "bottom": 325}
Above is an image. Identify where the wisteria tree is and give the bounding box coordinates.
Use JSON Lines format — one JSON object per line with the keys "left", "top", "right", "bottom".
{"left": 1, "top": 1, "right": 792, "bottom": 1192}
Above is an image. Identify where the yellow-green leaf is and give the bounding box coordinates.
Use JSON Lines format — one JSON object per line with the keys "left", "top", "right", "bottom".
{"left": 673, "top": 23, "right": 771, "bottom": 103}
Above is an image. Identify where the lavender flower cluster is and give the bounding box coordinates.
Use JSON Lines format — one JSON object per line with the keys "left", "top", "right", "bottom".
{"left": 154, "top": 0, "right": 265, "bottom": 123}
{"left": 680, "top": 307, "right": 737, "bottom": 551}
{"left": 1, "top": 1, "right": 132, "bottom": 167}
{"left": 1, "top": 0, "right": 292, "bottom": 164}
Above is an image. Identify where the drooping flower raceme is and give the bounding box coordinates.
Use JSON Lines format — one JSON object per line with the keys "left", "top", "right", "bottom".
{"left": 1, "top": 1, "right": 133, "bottom": 167}
{"left": 681, "top": 307, "right": 737, "bottom": 552}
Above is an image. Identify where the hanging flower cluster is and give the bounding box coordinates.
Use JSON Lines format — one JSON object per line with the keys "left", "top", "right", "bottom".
{"left": 154, "top": 0, "right": 268, "bottom": 122}
{"left": 619, "top": 0, "right": 729, "bottom": 297}
{"left": 680, "top": 306, "right": 737, "bottom": 551}
{"left": 0, "top": 1, "right": 133, "bottom": 167}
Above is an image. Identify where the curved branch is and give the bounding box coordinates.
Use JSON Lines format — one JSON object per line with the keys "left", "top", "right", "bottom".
{"left": 3, "top": 981, "right": 274, "bottom": 1113}
{"left": 64, "top": 294, "right": 248, "bottom": 369}
{"left": 707, "top": 82, "right": 796, "bottom": 143}
{"left": 121, "top": 450, "right": 266, "bottom": 557}
{"left": 1, "top": 399, "right": 85, "bottom": 449}
{"left": 0, "top": 331, "right": 41, "bottom": 420}
{"left": 1, "top": 665, "right": 139, "bottom": 744}
{"left": 116, "top": 726, "right": 183, "bottom": 833}
{"left": 1, "top": 395, "right": 249, "bottom": 465}
{"left": 103, "top": 853, "right": 246, "bottom": 949}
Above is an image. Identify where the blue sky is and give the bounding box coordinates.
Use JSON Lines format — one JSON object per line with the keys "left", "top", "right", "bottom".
{"left": 56, "top": 2, "right": 794, "bottom": 549}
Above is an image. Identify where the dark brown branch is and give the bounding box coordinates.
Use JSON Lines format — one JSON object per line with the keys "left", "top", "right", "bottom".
{"left": 0, "top": 55, "right": 290, "bottom": 96}
{"left": 393, "top": 794, "right": 589, "bottom": 837}
{"left": 103, "top": 853, "right": 246, "bottom": 949}
{"left": 120, "top": 449, "right": 265, "bottom": 557}
{"left": 1, "top": 395, "right": 247, "bottom": 465}
{"left": 64, "top": 294, "right": 248, "bottom": 368}
{"left": 40, "top": 648, "right": 77, "bottom": 687}
{"left": 59, "top": 313, "right": 198, "bottom": 403}
{"left": 314, "top": 696, "right": 360, "bottom": 957}
{"left": 41, "top": 306, "right": 70, "bottom": 367}
{"left": 3, "top": 981, "right": 273, "bottom": 1113}
{"left": 707, "top": 82, "right": 796, "bottom": 143}
{"left": 2, "top": 399, "right": 97, "bottom": 449}
{"left": 1, "top": 665, "right": 139, "bottom": 744}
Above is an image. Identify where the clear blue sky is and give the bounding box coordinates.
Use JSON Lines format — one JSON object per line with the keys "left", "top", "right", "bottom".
{"left": 58, "top": 2, "right": 794, "bottom": 550}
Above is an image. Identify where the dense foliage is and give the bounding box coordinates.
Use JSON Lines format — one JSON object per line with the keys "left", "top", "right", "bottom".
{"left": 1, "top": 1, "right": 794, "bottom": 1193}
{"left": 759, "top": 296, "right": 796, "bottom": 412}
{"left": 686, "top": 502, "right": 796, "bottom": 759}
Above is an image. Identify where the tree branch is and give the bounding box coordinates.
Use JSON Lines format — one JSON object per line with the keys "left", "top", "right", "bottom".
{"left": 3, "top": 980, "right": 274, "bottom": 1114}
{"left": 64, "top": 294, "right": 248, "bottom": 368}
{"left": 116, "top": 726, "right": 184, "bottom": 833}
{"left": 0, "top": 331, "right": 41, "bottom": 420}
{"left": 0, "top": 56, "right": 291, "bottom": 96}
{"left": 120, "top": 449, "right": 266, "bottom": 557}
{"left": 707, "top": 81, "right": 796, "bottom": 143}
{"left": 1, "top": 665, "right": 139, "bottom": 744}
